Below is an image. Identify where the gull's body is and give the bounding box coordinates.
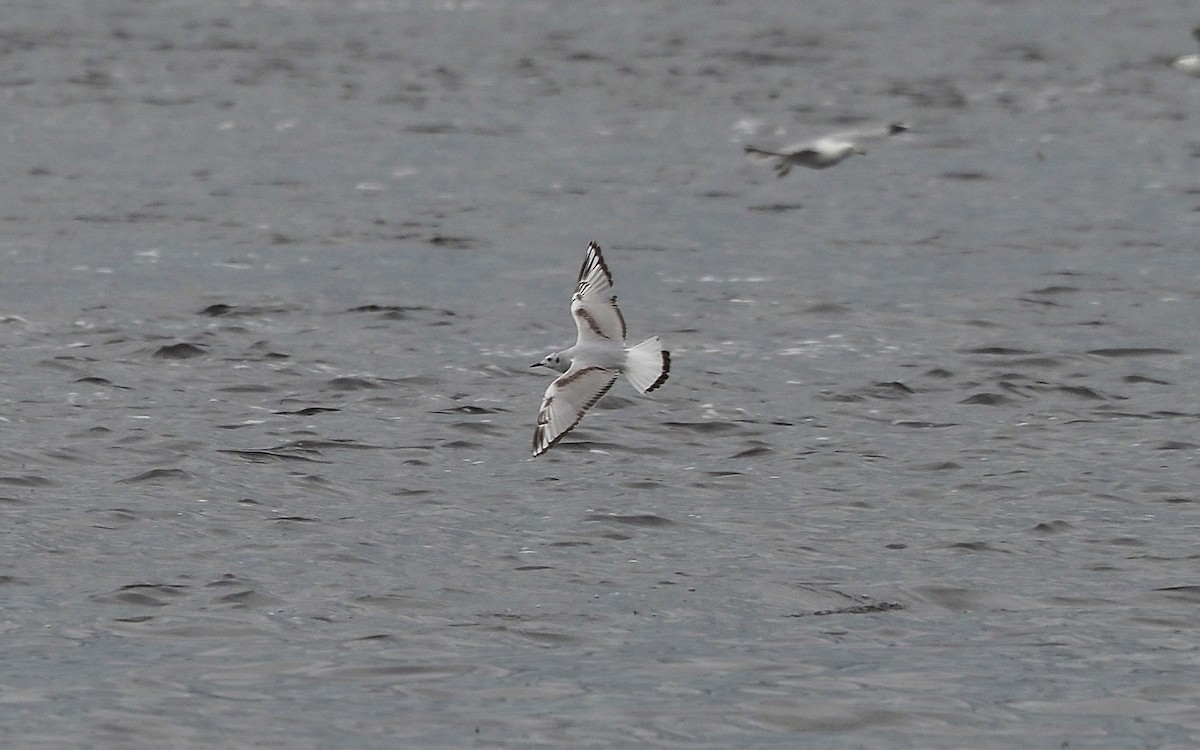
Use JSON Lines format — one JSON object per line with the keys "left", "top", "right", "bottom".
{"left": 1170, "top": 27, "right": 1200, "bottom": 77}
{"left": 530, "top": 242, "right": 670, "bottom": 456}
{"left": 744, "top": 122, "right": 909, "bottom": 177}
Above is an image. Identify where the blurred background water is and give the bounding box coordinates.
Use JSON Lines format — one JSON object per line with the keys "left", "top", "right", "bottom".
{"left": 2, "top": 1, "right": 1200, "bottom": 747}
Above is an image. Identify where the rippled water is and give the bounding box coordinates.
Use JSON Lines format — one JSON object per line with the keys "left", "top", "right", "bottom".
{"left": 3, "top": 1, "right": 1200, "bottom": 747}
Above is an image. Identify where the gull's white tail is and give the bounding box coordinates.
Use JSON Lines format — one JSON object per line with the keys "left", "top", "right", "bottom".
{"left": 624, "top": 336, "right": 671, "bottom": 394}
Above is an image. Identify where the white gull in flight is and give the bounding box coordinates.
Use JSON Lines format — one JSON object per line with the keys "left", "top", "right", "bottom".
{"left": 744, "top": 122, "right": 909, "bottom": 176}
{"left": 531, "top": 242, "right": 670, "bottom": 457}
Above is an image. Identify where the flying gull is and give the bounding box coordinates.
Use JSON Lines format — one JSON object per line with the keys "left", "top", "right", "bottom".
{"left": 744, "top": 122, "right": 909, "bottom": 176}
{"left": 531, "top": 242, "right": 670, "bottom": 456}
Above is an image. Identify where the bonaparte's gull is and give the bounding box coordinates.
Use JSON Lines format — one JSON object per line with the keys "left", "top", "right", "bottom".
{"left": 531, "top": 242, "right": 670, "bottom": 457}
{"left": 1169, "top": 26, "right": 1200, "bottom": 77}
{"left": 744, "top": 122, "right": 909, "bottom": 176}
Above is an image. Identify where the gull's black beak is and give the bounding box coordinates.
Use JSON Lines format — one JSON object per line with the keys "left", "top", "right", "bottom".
{"left": 530, "top": 362, "right": 544, "bottom": 369}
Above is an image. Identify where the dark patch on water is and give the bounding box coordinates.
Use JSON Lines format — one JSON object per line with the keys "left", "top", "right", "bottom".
{"left": 1088, "top": 348, "right": 1179, "bottom": 358}
{"left": 960, "top": 346, "right": 1035, "bottom": 355}
{"left": 325, "top": 376, "right": 379, "bottom": 390}
{"left": 959, "top": 393, "right": 1014, "bottom": 405}
{"left": 747, "top": 203, "right": 803, "bottom": 212}
{"left": 117, "top": 468, "right": 192, "bottom": 483}
{"left": 273, "top": 406, "right": 340, "bottom": 415}
{"left": 218, "top": 449, "right": 328, "bottom": 464}
{"left": 152, "top": 342, "right": 206, "bottom": 359}
{"left": 586, "top": 514, "right": 675, "bottom": 528}
{"left": 1032, "top": 520, "right": 1073, "bottom": 534}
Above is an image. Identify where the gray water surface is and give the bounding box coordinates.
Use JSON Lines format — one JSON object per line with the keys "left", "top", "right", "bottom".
{"left": 3, "top": 1, "right": 1200, "bottom": 747}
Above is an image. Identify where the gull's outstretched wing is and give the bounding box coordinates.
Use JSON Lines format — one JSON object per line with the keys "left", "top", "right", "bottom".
{"left": 827, "top": 122, "right": 908, "bottom": 143}
{"left": 532, "top": 364, "right": 619, "bottom": 456}
{"left": 571, "top": 242, "right": 626, "bottom": 344}
{"left": 744, "top": 144, "right": 788, "bottom": 160}
{"left": 575, "top": 241, "right": 614, "bottom": 297}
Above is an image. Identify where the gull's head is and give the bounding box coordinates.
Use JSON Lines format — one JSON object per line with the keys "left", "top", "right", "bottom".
{"left": 532, "top": 351, "right": 570, "bottom": 374}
